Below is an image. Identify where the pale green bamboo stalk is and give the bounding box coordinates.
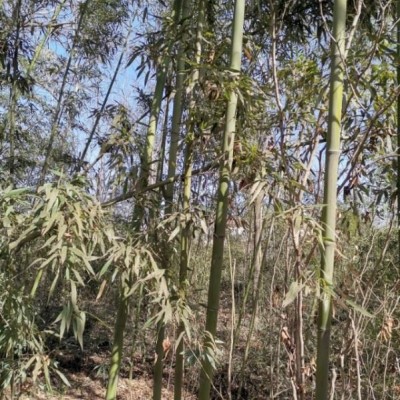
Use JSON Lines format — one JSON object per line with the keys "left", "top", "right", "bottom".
{"left": 173, "top": 3, "right": 204, "bottom": 398}
{"left": 315, "top": 0, "right": 347, "bottom": 398}
{"left": 106, "top": 3, "right": 183, "bottom": 399}
{"left": 164, "top": 0, "right": 190, "bottom": 207}
{"left": 153, "top": 2, "right": 191, "bottom": 398}
{"left": 156, "top": 90, "right": 172, "bottom": 183}
{"left": 106, "top": 281, "right": 129, "bottom": 400}
{"left": 104, "top": 52, "right": 166, "bottom": 400}
{"left": 198, "top": 0, "right": 245, "bottom": 398}
{"left": 106, "top": 58, "right": 168, "bottom": 400}
{"left": 173, "top": 140, "right": 193, "bottom": 400}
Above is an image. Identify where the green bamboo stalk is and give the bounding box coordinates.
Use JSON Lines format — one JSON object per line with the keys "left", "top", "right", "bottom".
{"left": 198, "top": 0, "right": 245, "bottom": 398}
{"left": 104, "top": 48, "right": 167, "bottom": 400}
{"left": 132, "top": 62, "right": 168, "bottom": 231}
{"left": 106, "top": 280, "right": 129, "bottom": 400}
{"left": 173, "top": 3, "right": 204, "bottom": 398}
{"left": 164, "top": 0, "right": 190, "bottom": 207}
{"left": 147, "top": 59, "right": 169, "bottom": 400}
{"left": 133, "top": 0, "right": 184, "bottom": 230}
{"left": 239, "top": 220, "right": 273, "bottom": 396}
{"left": 106, "top": 3, "right": 183, "bottom": 399}
{"left": 173, "top": 139, "right": 193, "bottom": 400}
{"left": 315, "top": 0, "right": 347, "bottom": 398}
{"left": 153, "top": 2, "right": 191, "bottom": 398}
{"left": 106, "top": 56, "right": 168, "bottom": 400}
{"left": 156, "top": 89, "right": 172, "bottom": 183}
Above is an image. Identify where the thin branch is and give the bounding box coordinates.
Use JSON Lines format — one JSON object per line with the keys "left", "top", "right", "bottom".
{"left": 101, "top": 160, "right": 219, "bottom": 207}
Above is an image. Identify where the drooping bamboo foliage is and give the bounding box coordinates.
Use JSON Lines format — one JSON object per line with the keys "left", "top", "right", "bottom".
{"left": 315, "top": 0, "right": 347, "bottom": 398}
{"left": 198, "top": 0, "right": 245, "bottom": 398}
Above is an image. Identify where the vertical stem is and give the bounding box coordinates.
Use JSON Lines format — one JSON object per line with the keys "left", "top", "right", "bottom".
{"left": 154, "top": 2, "right": 190, "bottom": 398}
{"left": 164, "top": 0, "right": 190, "bottom": 208}
{"left": 156, "top": 91, "right": 171, "bottom": 183}
{"left": 173, "top": 3, "right": 204, "bottom": 398}
{"left": 294, "top": 257, "right": 305, "bottom": 398}
{"left": 108, "top": 3, "right": 184, "bottom": 399}
{"left": 173, "top": 137, "right": 193, "bottom": 400}
{"left": 315, "top": 0, "right": 347, "bottom": 399}
{"left": 106, "top": 281, "right": 129, "bottom": 400}
{"left": 198, "top": 1, "right": 245, "bottom": 398}
{"left": 239, "top": 220, "right": 274, "bottom": 396}
{"left": 133, "top": 0, "right": 182, "bottom": 400}
{"left": 132, "top": 63, "right": 168, "bottom": 230}
{"left": 252, "top": 193, "right": 263, "bottom": 299}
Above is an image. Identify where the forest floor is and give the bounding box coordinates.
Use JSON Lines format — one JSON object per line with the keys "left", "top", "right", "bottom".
{"left": 20, "top": 376, "right": 195, "bottom": 400}
{"left": 11, "top": 282, "right": 270, "bottom": 399}
{"left": 16, "top": 349, "right": 198, "bottom": 400}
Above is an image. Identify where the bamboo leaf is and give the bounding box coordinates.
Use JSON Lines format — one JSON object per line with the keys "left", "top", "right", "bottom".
{"left": 72, "top": 268, "right": 85, "bottom": 286}
{"left": 200, "top": 218, "right": 208, "bottom": 235}
{"left": 3, "top": 187, "right": 30, "bottom": 198}
{"left": 75, "top": 311, "right": 86, "bottom": 349}
{"left": 168, "top": 225, "right": 181, "bottom": 242}
{"left": 96, "top": 279, "right": 107, "bottom": 301}
{"left": 282, "top": 281, "right": 306, "bottom": 308}
{"left": 70, "top": 281, "right": 77, "bottom": 309}
{"left": 60, "top": 246, "right": 68, "bottom": 265}
{"left": 54, "top": 369, "right": 71, "bottom": 387}
{"left": 99, "top": 257, "right": 113, "bottom": 277}
{"left": 345, "top": 299, "right": 374, "bottom": 318}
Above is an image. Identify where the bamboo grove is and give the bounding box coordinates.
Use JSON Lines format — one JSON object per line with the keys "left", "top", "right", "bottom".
{"left": 1, "top": 0, "right": 400, "bottom": 399}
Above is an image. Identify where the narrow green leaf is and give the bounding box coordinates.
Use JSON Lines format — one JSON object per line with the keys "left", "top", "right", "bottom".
{"left": 345, "top": 299, "right": 374, "bottom": 318}
{"left": 282, "top": 281, "right": 305, "bottom": 308}
{"left": 55, "top": 369, "right": 71, "bottom": 387}
{"left": 168, "top": 225, "right": 181, "bottom": 242}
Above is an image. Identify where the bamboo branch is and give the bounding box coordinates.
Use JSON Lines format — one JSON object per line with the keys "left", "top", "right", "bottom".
{"left": 101, "top": 161, "right": 219, "bottom": 207}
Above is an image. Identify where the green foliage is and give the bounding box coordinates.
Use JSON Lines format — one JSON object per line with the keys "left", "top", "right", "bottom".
{"left": 187, "top": 331, "right": 224, "bottom": 371}
{"left": 78, "top": 0, "right": 130, "bottom": 62}
{"left": 0, "top": 174, "right": 171, "bottom": 394}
